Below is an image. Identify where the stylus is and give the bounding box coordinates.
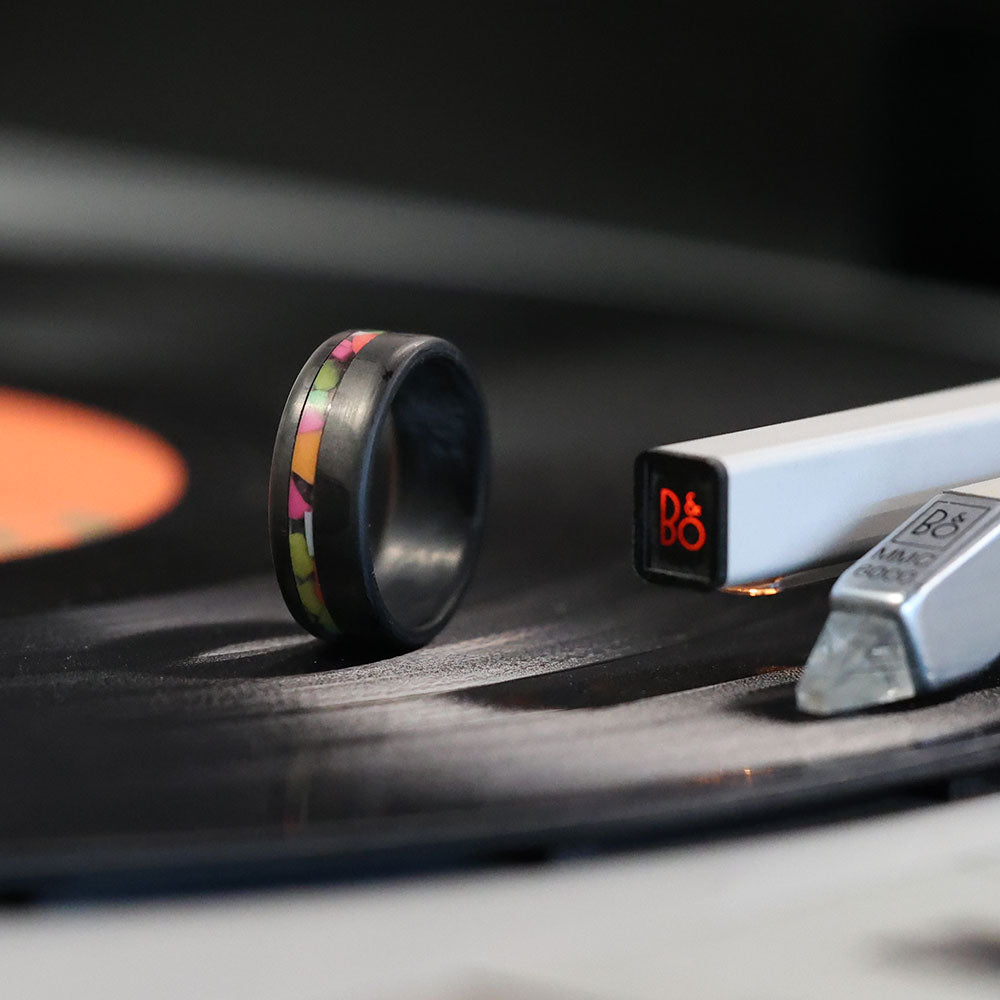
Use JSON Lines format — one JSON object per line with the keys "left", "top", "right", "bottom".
{"left": 796, "top": 476, "right": 1000, "bottom": 715}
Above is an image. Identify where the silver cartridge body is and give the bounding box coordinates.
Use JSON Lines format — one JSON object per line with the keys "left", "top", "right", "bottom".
{"left": 797, "top": 478, "right": 1000, "bottom": 715}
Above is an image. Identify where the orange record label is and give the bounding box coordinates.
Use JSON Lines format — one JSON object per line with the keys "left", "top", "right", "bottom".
{"left": 0, "top": 387, "right": 188, "bottom": 561}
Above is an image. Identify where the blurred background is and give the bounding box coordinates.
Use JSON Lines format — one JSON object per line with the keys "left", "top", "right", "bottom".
{"left": 1, "top": 2, "right": 998, "bottom": 288}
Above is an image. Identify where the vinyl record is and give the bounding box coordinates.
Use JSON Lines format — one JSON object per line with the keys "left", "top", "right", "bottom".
{"left": 1, "top": 259, "right": 999, "bottom": 898}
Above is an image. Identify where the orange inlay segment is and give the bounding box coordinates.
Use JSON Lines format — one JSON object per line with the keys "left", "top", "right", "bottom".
{"left": 0, "top": 387, "right": 188, "bottom": 562}
{"left": 349, "top": 332, "right": 379, "bottom": 352}
{"left": 290, "top": 429, "right": 322, "bottom": 483}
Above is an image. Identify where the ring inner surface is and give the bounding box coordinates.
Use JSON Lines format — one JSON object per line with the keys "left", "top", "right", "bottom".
{"left": 367, "top": 356, "right": 485, "bottom": 633}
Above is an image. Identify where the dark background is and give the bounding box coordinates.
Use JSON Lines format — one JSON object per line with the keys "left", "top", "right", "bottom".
{"left": 1, "top": 3, "right": 998, "bottom": 287}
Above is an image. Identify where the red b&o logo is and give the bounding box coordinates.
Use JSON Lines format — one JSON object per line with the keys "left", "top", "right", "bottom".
{"left": 659, "top": 488, "right": 707, "bottom": 552}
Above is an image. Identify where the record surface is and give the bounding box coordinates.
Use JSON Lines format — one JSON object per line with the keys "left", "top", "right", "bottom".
{"left": 2, "top": 260, "right": 999, "bottom": 898}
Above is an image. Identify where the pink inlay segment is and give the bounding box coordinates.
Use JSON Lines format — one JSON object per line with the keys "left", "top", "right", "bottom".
{"left": 288, "top": 480, "right": 309, "bottom": 520}
{"left": 297, "top": 408, "right": 326, "bottom": 434}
